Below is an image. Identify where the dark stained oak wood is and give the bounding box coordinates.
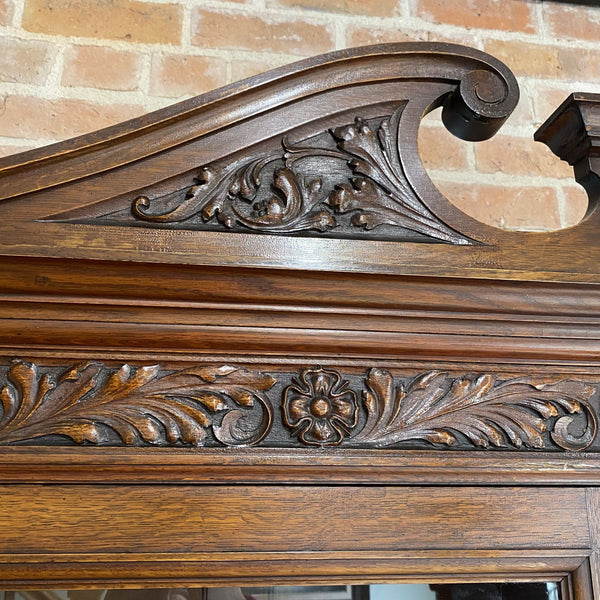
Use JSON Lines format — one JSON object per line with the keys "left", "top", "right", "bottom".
{"left": 0, "top": 486, "right": 591, "bottom": 589}
{"left": 535, "top": 92, "right": 600, "bottom": 208}
{"left": 0, "top": 42, "right": 599, "bottom": 597}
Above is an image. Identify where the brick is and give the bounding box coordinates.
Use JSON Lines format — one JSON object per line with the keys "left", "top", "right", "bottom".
{"left": 415, "top": 0, "right": 535, "bottom": 33}
{"left": 0, "top": 37, "right": 54, "bottom": 85}
{"left": 484, "top": 40, "right": 559, "bottom": 79}
{"left": 418, "top": 124, "right": 469, "bottom": 171}
{"left": 62, "top": 45, "right": 140, "bottom": 91}
{"left": 436, "top": 181, "right": 561, "bottom": 231}
{"left": 22, "top": 0, "right": 183, "bottom": 45}
{"left": 532, "top": 85, "right": 575, "bottom": 131}
{"left": 192, "top": 9, "right": 334, "bottom": 56}
{"left": 0, "top": 0, "right": 15, "bottom": 25}
{"left": 501, "top": 93, "right": 534, "bottom": 130}
{"left": 485, "top": 39, "right": 600, "bottom": 82}
{"left": 270, "top": 0, "right": 398, "bottom": 17}
{"left": 504, "top": 79, "right": 537, "bottom": 129}
{"left": 0, "top": 95, "right": 144, "bottom": 141}
{"left": 346, "top": 25, "right": 478, "bottom": 47}
{"left": 150, "top": 54, "right": 228, "bottom": 98}
{"left": 554, "top": 46, "right": 600, "bottom": 84}
{"left": 562, "top": 185, "right": 588, "bottom": 229}
{"left": 230, "top": 56, "right": 293, "bottom": 82}
{"left": 0, "top": 144, "right": 36, "bottom": 159}
{"left": 475, "top": 134, "right": 573, "bottom": 179}
{"left": 545, "top": 3, "right": 600, "bottom": 43}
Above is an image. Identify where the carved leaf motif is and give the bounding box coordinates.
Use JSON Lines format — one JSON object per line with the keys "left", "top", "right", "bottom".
{"left": 0, "top": 361, "right": 275, "bottom": 446}
{"left": 326, "top": 108, "right": 471, "bottom": 244}
{"left": 352, "top": 369, "right": 597, "bottom": 451}
{"left": 132, "top": 156, "right": 336, "bottom": 233}
{"left": 127, "top": 104, "right": 472, "bottom": 244}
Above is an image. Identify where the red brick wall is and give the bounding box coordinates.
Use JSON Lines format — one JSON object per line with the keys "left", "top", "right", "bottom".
{"left": 0, "top": 0, "right": 597, "bottom": 231}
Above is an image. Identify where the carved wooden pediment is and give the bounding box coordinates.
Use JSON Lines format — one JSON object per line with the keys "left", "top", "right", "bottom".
{"left": 0, "top": 42, "right": 600, "bottom": 452}
{"left": 2, "top": 42, "right": 600, "bottom": 594}
{"left": 0, "top": 41, "right": 597, "bottom": 281}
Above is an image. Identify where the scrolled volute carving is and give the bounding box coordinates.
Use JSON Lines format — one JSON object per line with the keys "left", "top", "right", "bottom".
{"left": 131, "top": 105, "right": 472, "bottom": 244}
{"left": 2, "top": 360, "right": 595, "bottom": 452}
{"left": 51, "top": 43, "right": 522, "bottom": 242}
{"left": 442, "top": 67, "right": 518, "bottom": 142}
{"left": 350, "top": 369, "right": 597, "bottom": 451}
{"left": 0, "top": 361, "right": 275, "bottom": 446}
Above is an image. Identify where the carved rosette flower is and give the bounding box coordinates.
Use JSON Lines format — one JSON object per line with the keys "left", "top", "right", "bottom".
{"left": 282, "top": 366, "right": 359, "bottom": 446}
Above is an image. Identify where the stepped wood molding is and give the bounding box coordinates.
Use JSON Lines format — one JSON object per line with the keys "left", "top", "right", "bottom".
{"left": 0, "top": 42, "right": 600, "bottom": 598}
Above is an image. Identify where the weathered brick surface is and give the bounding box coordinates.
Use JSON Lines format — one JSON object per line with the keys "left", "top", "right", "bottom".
{"left": 150, "top": 54, "right": 228, "bottom": 98}
{"left": 231, "top": 56, "right": 294, "bottom": 82}
{"left": 475, "top": 134, "right": 573, "bottom": 179}
{"left": 544, "top": 3, "right": 600, "bottom": 42}
{"left": 271, "top": 0, "right": 398, "bottom": 17}
{"left": 0, "top": 37, "right": 54, "bottom": 84}
{"left": 0, "top": 0, "right": 14, "bottom": 25}
{"left": 485, "top": 39, "right": 600, "bottom": 82}
{"left": 346, "top": 25, "right": 478, "bottom": 47}
{"left": 62, "top": 45, "right": 140, "bottom": 91}
{"left": 562, "top": 185, "right": 589, "bottom": 229}
{"left": 0, "top": 95, "right": 144, "bottom": 140}
{"left": 22, "top": 0, "right": 183, "bottom": 44}
{"left": 437, "top": 182, "right": 562, "bottom": 231}
{"left": 532, "top": 85, "right": 573, "bottom": 126}
{"left": 0, "top": 144, "right": 35, "bottom": 159}
{"left": 192, "top": 9, "right": 334, "bottom": 56}
{"left": 415, "top": 0, "right": 535, "bottom": 33}
{"left": 418, "top": 124, "right": 469, "bottom": 172}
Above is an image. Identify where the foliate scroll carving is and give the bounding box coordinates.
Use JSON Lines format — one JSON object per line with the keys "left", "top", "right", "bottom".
{"left": 0, "top": 361, "right": 275, "bottom": 446}
{"left": 350, "top": 369, "right": 597, "bottom": 451}
{"left": 1, "top": 361, "right": 597, "bottom": 451}
{"left": 130, "top": 105, "right": 473, "bottom": 245}
{"left": 133, "top": 160, "right": 336, "bottom": 234}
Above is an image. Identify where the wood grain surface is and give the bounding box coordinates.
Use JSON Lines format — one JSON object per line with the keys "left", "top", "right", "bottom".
{"left": 0, "top": 42, "right": 599, "bottom": 597}
{"left": 0, "top": 485, "right": 588, "bottom": 554}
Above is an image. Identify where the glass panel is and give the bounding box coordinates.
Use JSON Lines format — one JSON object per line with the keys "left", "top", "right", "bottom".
{"left": 0, "top": 584, "right": 561, "bottom": 600}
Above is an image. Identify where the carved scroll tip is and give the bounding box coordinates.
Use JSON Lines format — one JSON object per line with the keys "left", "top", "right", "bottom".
{"left": 441, "top": 67, "right": 519, "bottom": 142}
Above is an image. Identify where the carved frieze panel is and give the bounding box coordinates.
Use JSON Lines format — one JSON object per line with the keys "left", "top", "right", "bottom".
{"left": 51, "top": 105, "right": 475, "bottom": 245}
{"left": 0, "top": 362, "right": 275, "bottom": 447}
{"left": 1, "top": 361, "right": 597, "bottom": 452}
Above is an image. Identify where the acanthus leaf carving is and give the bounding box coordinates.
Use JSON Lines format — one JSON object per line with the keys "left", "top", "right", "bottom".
{"left": 133, "top": 158, "right": 336, "bottom": 233}
{"left": 1, "top": 360, "right": 597, "bottom": 452}
{"left": 0, "top": 361, "right": 275, "bottom": 446}
{"left": 350, "top": 369, "right": 597, "bottom": 451}
{"left": 325, "top": 111, "right": 468, "bottom": 243}
{"left": 128, "top": 104, "right": 473, "bottom": 245}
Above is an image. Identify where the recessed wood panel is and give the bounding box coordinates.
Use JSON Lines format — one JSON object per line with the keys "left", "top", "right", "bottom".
{"left": 0, "top": 485, "right": 588, "bottom": 554}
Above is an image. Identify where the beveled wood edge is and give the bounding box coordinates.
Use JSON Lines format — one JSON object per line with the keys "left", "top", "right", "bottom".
{"left": 4, "top": 260, "right": 600, "bottom": 362}
{"left": 0, "top": 549, "right": 587, "bottom": 590}
{"left": 571, "top": 558, "right": 594, "bottom": 600}
{"left": 1, "top": 447, "right": 599, "bottom": 485}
